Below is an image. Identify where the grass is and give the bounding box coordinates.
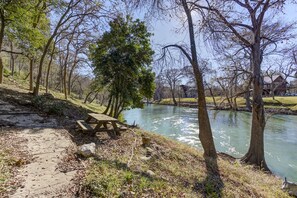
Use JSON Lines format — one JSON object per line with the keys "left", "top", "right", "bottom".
{"left": 1, "top": 71, "right": 293, "bottom": 197}
{"left": 159, "top": 97, "right": 297, "bottom": 111}
{"left": 0, "top": 151, "right": 12, "bottom": 194}
{"left": 49, "top": 91, "right": 105, "bottom": 114}
{"left": 81, "top": 130, "right": 290, "bottom": 197}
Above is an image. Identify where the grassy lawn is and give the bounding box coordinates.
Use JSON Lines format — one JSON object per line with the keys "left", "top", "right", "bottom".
{"left": 159, "top": 97, "right": 297, "bottom": 110}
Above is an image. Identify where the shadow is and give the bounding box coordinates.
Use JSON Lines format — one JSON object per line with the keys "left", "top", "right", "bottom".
{"left": 0, "top": 86, "right": 93, "bottom": 130}
{"left": 67, "top": 127, "right": 105, "bottom": 146}
{"left": 0, "top": 86, "right": 91, "bottom": 120}
{"left": 193, "top": 157, "right": 224, "bottom": 197}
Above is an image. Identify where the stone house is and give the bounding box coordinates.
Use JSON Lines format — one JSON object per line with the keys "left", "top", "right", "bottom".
{"left": 263, "top": 75, "right": 287, "bottom": 96}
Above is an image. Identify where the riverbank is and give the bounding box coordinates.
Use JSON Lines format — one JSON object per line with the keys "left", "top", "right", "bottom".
{"left": 156, "top": 97, "right": 297, "bottom": 115}
{"left": 0, "top": 84, "right": 292, "bottom": 197}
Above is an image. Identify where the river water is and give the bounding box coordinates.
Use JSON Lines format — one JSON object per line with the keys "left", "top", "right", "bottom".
{"left": 123, "top": 104, "right": 297, "bottom": 182}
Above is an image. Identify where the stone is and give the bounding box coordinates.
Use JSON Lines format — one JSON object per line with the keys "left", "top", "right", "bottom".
{"left": 140, "top": 156, "right": 151, "bottom": 161}
{"left": 282, "top": 177, "right": 297, "bottom": 196}
{"left": 77, "top": 143, "right": 96, "bottom": 157}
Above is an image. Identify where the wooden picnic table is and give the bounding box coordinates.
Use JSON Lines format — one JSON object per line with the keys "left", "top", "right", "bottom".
{"left": 77, "top": 113, "right": 127, "bottom": 137}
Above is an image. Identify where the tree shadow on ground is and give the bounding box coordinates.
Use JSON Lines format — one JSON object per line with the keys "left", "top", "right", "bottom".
{"left": 193, "top": 157, "right": 224, "bottom": 197}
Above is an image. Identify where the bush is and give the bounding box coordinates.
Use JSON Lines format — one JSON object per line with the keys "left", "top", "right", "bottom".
{"left": 3, "top": 68, "right": 10, "bottom": 77}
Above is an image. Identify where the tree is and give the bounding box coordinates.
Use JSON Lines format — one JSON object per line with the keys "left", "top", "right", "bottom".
{"left": 162, "top": 68, "right": 183, "bottom": 106}
{"left": 0, "top": 1, "right": 41, "bottom": 84}
{"left": 196, "top": 0, "right": 296, "bottom": 169}
{"left": 154, "top": 73, "right": 167, "bottom": 101}
{"left": 90, "top": 15, "right": 155, "bottom": 118}
{"left": 33, "top": 0, "right": 101, "bottom": 96}
{"left": 133, "top": 0, "right": 217, "bottom": 158}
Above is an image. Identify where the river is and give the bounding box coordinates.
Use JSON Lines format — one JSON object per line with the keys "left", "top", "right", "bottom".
{"left": 123, "top": 104, "right": 297, "bottom": 182}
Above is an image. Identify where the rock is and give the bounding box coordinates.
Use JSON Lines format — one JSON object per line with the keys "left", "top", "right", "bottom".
{"left": 146, "top": 170, "right": 155, "bottom": 177}
{"left": 77, "top": 143, "right": 96, "bottom": 157}
{"left": 140, "top": 156, "right": 151, "bottom": 161}
{"left": 282, "top": 177, "right": 297, "bottom": 197}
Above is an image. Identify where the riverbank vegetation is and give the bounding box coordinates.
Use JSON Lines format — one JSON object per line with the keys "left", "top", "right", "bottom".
{"left": 1, "top": 83, "right": 293, "bottom": 197}
{"left": 1, "top": 0, "right": 297, "bottom": 196}
{"left": 158, "top": 97, "right": 297, "bottom": 112}
{"left": 80, "top": 128, "right": 291, "bottom": 197}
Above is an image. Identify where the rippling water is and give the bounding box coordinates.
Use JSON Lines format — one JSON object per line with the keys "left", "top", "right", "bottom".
{"left": 123, "top": 104, "right": 297, "bottom": 182}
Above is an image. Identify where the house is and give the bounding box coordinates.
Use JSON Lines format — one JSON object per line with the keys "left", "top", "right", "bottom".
{"left": 263, "top": 75, "right": 287, "bottom": 96}
{"left": 179, "top": 85, "right": 197, "bottom": 98}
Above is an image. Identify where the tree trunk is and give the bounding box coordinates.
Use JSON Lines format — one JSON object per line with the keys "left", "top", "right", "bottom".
{"left": 63, "top": 63, "right": 67, "bottom": 99}
{"left": 217, "top": 79, "right": 233, "bottom": 109}
{"left": 10, "top": 42, "right": 15, "bottom": 77}
{"left": 245, "top": 88, "right": 251, "bottom": 111}
{"left": 89, "top": 92, "right": 98, "bottom": 104}
{"left": 29, "top": 58, "right": 34, "bottom": 91}
{"left": 115, "top": 100, "right": 124, "bottom": 119}
{"left": 0, "top": 12, "right": 5, "bottom": 84}
{"left": 241, "top": 41, "right": 269, "bottom": 171}
{"left": 108, "top": 98, "right": 115, "bottom": 117}
{"left": 68, "top": 52, "right": 78, "bottom": 95}
{"left": 182, "top": 0, "right": 216, "bottom": 158}
{"left": 233, "top": 97, "right": 238, "bottom": 110}
{"left": 45, "top": 46, "right": 56, "bottom": 93}
{"left": 171, "top": 87, "right": 177, "bottom": 106}
{"left": 100, "top": 95, "right": 105, "bottom": 106}
{"left": 103, "top": 95, "right": 112, "bottom": 114}
{"left": 0, "top": 57, "right": 3, "bottom": 84}
{"left": 208, "top": 85, "right": 217, "bottom": 109}
{"left": 33, "top": 1, "right": 74, "bottom": 96}
{"left": 34, "top": 38, "right": 53, "bottom": 96}
{"left": 233, "top": 74, "right": 238, "bottom": 110}
{"left": 84, "top": 91, "right": 93, "bottom": 103}
{"left": 272, "top": 89, "right": 275, "bottom": 100}
{"left": 113, "top": 94, "right": 119, "bottom": 118}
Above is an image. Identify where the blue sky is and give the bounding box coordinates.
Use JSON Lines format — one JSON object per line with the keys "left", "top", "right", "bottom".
{"left": 148, "top": 2, "right": 297, "bottom": 73}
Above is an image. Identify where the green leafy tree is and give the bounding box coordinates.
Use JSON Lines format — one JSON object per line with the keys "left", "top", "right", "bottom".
{"left": 90, "top": 15, "right": 155, "bottom": 118}
{"left": 0, "top": 0, "right": 43, "bottom": 84}
{"left": 14, "top": 0, "right": 49, "bottom": 91}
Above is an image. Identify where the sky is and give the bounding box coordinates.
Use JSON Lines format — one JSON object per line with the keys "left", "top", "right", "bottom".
{"left": 145, "top": 2, "right": 297, "bottom": 76}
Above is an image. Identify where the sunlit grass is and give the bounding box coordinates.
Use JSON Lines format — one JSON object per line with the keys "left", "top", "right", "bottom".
{"left": 83, "top": 129, "right": 290, "bottom": 197}
{"left": 159, "top": 96, "right": 297, "bottom": 111}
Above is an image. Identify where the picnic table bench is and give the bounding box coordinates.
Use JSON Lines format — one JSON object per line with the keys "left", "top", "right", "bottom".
{"left": 76, "top": 113, "right": 127, "bottom": 137}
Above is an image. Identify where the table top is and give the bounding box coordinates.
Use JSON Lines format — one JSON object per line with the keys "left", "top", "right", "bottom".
{"left": 88, "top": 113, "right": 118, "bottom": 122}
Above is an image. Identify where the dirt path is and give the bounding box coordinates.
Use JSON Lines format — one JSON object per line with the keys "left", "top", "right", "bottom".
{"left": 0, "top": 99, "right": 80, "bottom": 197}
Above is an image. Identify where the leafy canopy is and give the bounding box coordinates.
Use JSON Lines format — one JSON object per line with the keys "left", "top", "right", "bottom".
{"left": 1, "top": 0, "right": 49, "bottom": 55}
{"left": 90, "top": 15, "right": 155, "bottom": 109}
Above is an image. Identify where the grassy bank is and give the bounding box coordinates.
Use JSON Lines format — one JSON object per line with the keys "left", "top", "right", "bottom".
{"left": 81, "top": 129, "right": 290, "bottom": 197}
{"left": 159, "top": 97, "right": 297, "bottom": 111}
{"left": 0, "top": 83, "right": 292, "bottom": 197}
